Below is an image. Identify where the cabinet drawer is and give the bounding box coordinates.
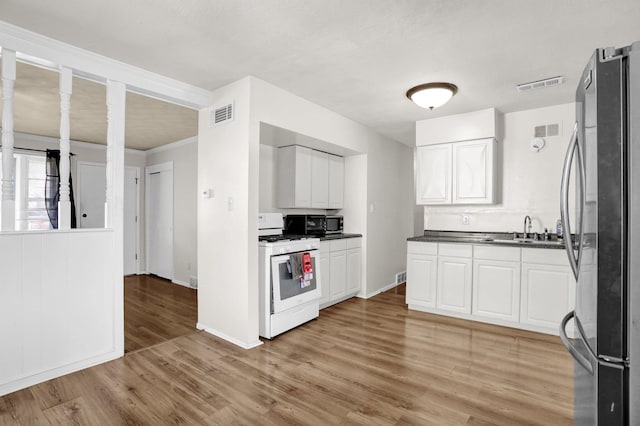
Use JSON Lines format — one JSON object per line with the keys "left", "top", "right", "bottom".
{"left": 522, "top": 248, "right": 569, "bottom": 266}
{"left": 346, "top": 237, "right": 361, "bottom": 249}
{"left": 330, "top": 239, "right": 347, "bottom": 252}
{"left": 407, "top": 241, "right": 438, "bottom": 255}
{"left": 319, "top": 241, "right": 332, "bottom": 254}
{"left": 438, "top": 243, "right": 472, "bottom": 258}
{"left": 473, "top": 245, "right": 520, "bottom": 262}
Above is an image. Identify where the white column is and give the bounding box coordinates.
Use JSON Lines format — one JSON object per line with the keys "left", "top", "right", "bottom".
{"left": 58, "top": 67, "right": 72, "bottom": 229}
{"left": 1, "top": 49, "right": 16, "bottom": 231}
{"left": 106, "top": 80, "right": 126, "bottom": 355}
{"left": 105, "top": 80, "right": 126, "bottom": 229}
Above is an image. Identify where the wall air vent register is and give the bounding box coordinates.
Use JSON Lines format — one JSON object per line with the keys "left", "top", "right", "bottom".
{"left": 211, "top": 102, "right": 234, "bottom": 126}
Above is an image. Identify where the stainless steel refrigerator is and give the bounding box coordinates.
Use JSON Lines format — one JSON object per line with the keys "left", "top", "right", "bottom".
{"left": 559, "top": 42, "right": 640, "bottom": 425}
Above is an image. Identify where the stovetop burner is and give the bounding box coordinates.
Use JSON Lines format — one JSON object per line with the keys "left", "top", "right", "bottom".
{"left": 258, "top": 234, "right": 310, "bottom": 243}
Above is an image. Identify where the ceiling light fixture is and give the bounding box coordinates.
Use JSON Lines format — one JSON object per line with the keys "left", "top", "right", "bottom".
{"left": 406, "top": 82, "right": 458, "bottom": 110}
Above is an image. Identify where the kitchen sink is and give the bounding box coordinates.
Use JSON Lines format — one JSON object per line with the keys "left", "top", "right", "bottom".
{"left": 486, "top": 238, "right": 564, "bottom": 246}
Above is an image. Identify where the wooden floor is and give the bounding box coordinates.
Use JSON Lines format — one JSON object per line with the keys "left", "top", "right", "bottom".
{"left": 124, "top": 274, "right": 198, "bottom": 353}
{"left": 0, "top": 284, "right": 573, "bottom": 425}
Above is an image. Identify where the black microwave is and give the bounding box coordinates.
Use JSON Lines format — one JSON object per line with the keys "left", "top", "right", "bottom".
{"left": 284, "top": 215, "right": 326, "bottom": 236}
{"left": 325, "top": 215, "right": 344, "bottom": 234}
{"left": 284, "top": 215, "right": 344, "bottom": 236}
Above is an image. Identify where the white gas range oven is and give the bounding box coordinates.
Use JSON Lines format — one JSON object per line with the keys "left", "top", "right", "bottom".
{"left": 258, "top": 213, "right": 321, "bottom": 339}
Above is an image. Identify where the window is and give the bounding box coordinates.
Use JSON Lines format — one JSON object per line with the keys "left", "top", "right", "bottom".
{"left": 0, "top": 152, "right": 52, "bottom": 231}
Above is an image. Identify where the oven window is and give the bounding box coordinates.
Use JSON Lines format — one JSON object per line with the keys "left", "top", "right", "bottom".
{"left": 277, "top": 257, "right": 318, "bottom": 300}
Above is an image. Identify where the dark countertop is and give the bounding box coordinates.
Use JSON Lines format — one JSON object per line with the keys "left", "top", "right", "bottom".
{"left": 407, "top": 230, "right": 569, "bottom": 250}
{"left": 319, "top": 233, "right": 363, "bottom": 241}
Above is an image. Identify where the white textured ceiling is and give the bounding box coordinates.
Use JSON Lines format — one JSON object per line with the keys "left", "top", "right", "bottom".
{"left": 1, "top": 0, "right": 639, "bottom": 148}
{"left": 0, "top": 61, "right": 198, "bottom": 150}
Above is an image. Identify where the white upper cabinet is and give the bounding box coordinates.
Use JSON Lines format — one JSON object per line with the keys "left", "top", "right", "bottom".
{"left": 277, "top": 145, "right": 312, "bottom": 208}
{"left": 416, "top": 138, "right": 496, "bottom": 205}
{"left": 416, "top": 144, "right": 452, "bottom": 204}
{"left": 328, "top": 154, "right": 344, "bottom": 209}
{"left": 452, "top": 139, "right": 496, "bottom": 204}
{"left": 311, "top": 150, "right": 329, "bottom": 208}
{"left": 277, "top": 146, "right": 344, "bottom": 209}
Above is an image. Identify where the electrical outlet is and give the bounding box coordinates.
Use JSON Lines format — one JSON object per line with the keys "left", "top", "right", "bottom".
{"left": 462, "top": 214, "right": 470, "bottom": 225}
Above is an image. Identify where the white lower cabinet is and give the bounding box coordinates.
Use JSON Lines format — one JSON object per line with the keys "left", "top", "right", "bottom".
{"left": 436, "top": 244, "right": 472, "bottom": 314}
{"left": 472, "top": 246, "right": 521, "bottom": 323}
{"left": 406, "top": 241, "right": 576, "bottom": 336}
{"left": 318, "top": 242, "right": 331, "bottom": 306}
{"left": 330, "top": 249, "right": 347, "bottom": 300}
{"left": 406, "top": 242, "right": 438, "bottom": 309}
{"left": 520, "top": 248, "right": 576, "bottom": 337}
{"left": 345, "top": 239, "right": 362, "bottom": 295}
{"left": 319, "top": 237, "right": 362, "bottom": 309}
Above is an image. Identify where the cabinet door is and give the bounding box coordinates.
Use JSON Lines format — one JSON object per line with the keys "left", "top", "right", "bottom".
{"left": 472, "top": 259, "right": 521, "bottom": 322}
{"left": 416, "top": 144, "right": 452, "bottom": 204}
{"left": 436, "top": 256, "right": 472, "bottom": 314}
{"left": 328, "top": 154, "right": 344, "bottom": 209}
{"left": 330, "top": 250, "right": 347, "bottom": 300}
{"left": 311, "top": 150, "right": 329, "bottom": 208}
{"left": 452, "top": 138, "right": 495, "bottom": 204}
{"left": 277, "top": 145, "right": 312, "bottom": 208}
{"left": 406, "top": 253, "right": 437, "bottom": 308}
{"left": 345, "top": 247, "right": 362, "bottom": 295}
{"left": 318, "top": 245, "right": 331, "bottom": 306}
{"left": 521, "top": 263, "right": 575, "bottom": 333}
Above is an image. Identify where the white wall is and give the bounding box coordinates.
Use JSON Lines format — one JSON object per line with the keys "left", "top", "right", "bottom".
{"left": 0, "top": 227, "right": 121, "bottom": 397}
{"left": 423, "top": 103, "right": 575, "bottom": 234}
{"left": 366, "top": 139, "right": 414, "bottom": 291}
{"left": 197, "top": 76, "right": 414, "bottom": 347}
{"left": 197, "top": 78, "right": 259, "bottom": 348}
{"left": 146, "top": 138, "right": 198, "bottom": 286}
{"left": 250, "top": 78, "right": 413, "bottom": 296}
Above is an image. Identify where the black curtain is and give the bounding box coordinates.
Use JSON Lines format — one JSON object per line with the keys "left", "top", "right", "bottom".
{"left": 45, "top": 150, "right": 77, "bottom": 229}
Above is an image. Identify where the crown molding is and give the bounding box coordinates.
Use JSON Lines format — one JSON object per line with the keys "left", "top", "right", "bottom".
{"left": 0, "top": 20, "right": 212, "bottom": 109}
{"left": 145, "top": 136, "right": 197, "bottom": 155}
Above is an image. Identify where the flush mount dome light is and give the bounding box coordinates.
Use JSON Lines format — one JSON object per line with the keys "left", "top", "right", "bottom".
{"left": 406, "top": 82, "right": 458, "bottom": 110}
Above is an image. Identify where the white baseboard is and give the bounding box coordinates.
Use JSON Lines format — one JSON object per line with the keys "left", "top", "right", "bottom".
{"left": 363, "top": 281, "right": 399, "bottom": 299}
{"left": 196, "top": 323, "right": 263, "bottom": 350}
{"left": 172, "top": 279, "right": 190, "bottom": 288}
{"left": 0, "top": 350, "right": 123, "bottom": 397}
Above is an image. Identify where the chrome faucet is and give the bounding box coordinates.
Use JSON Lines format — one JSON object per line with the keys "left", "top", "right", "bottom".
{"left": 523, "top": 215, "right": 532, "bottom": 238}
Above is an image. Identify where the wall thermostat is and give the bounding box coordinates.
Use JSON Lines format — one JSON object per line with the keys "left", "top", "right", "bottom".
{"left": 530, "top": 137, "right": 545, "bottom": 152}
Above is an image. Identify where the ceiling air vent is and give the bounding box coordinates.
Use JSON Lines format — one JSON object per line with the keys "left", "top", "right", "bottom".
{"left": 516, "top": 76, "right": 564, "bottom": 92}
{"left": 211, "top": 102, "right": 233, "bottom": 126}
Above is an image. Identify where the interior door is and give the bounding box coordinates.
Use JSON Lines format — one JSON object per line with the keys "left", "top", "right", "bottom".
{"left": 77, "top": 162, "right": 106, "bottom": 228}
{"left": 146, "top": 165, "right": 173, "bottom": 280}
{"left": 78, "top": 162, "right": 140, "bottom": 275}
{"left": 123, "top": 167, "right": 139, "bottom": 275}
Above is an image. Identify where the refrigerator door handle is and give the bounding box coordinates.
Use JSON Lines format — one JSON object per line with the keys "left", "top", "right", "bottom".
{"left": 560, "top": 122, "right": 580, "bottom": 279}
{"left": 559, "top": 310, "right": 594, "bottom": 375}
